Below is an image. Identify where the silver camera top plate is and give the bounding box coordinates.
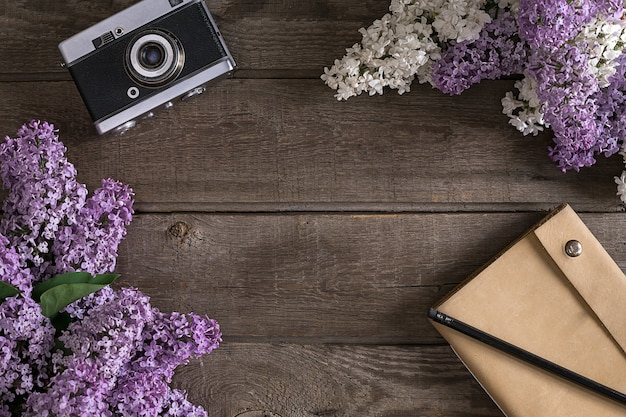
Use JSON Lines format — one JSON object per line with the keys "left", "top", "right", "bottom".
{"left": 59, "top": 0, "right": 197, "bottom": 65}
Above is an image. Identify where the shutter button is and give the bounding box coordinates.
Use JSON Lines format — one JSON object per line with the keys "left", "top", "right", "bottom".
{"left": 565, "top": 240, "right": 582, "bottom": 257}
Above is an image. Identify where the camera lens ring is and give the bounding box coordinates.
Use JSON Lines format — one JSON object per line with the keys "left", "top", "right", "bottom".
{"left": 125, "top": 29, "right": 184, "bottom": 88}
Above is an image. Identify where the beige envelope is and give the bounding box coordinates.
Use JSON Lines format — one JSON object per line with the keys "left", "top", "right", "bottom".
{"left": 429, "top": 204, "right": 626, "bottom": 416}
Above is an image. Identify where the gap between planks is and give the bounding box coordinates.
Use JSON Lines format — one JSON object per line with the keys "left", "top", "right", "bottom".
{"left": 0, "top": 69, "right": 321, "bottom": 83}
{"left": 132, "top": 201, "right": 624, "bottom": 214}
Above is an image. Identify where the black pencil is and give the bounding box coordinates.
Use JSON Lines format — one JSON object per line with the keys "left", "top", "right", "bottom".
{"left": 428, "top": 308, "right": 626, "bottom": 406}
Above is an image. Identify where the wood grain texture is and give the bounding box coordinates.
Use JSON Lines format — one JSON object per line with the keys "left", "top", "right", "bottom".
{"left": 0, "top": 0, "right": 389, "bottom": 74}
{"left": 169, "top": 343, "right": 504, "bottom": 417}
{"left": 3, "top": 0, "right": 626, "bottom": 416}
{"left": 115, "top": 212, "right": 626, "bottom": 344}
{"left": 0, "top": 80, "right": 622, "bottom": 211}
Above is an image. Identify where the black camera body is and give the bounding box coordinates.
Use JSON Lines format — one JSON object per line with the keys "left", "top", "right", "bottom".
{"left": 59, "top": 0, "right": 236, "bottom": 135}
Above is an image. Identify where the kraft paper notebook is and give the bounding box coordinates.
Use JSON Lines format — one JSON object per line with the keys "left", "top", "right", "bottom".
{"left": 428, "top": 204, "right": 626, "bottom": 416}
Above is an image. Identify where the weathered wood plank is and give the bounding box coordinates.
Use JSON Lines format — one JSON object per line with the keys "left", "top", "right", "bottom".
{"left": 171, "top": 343, "right": 504, "bottom": 417}
{"left": 115, "top": 212, "right": 626, "bottom": 343}
{"left": 1, "top": 80, "right": 623, "bottom": 211}
{"left": 3, "top": 2, "right": 621, "bottom": 417}
{"left": 0, "top": 0, "right": 389, "bottom": 75}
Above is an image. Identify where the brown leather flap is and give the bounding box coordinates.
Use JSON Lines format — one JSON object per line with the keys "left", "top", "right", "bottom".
{"left": 534, "top": 205, "right": 626, "bottom": 355}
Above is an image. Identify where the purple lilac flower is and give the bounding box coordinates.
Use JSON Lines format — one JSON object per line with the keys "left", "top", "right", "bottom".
{"left": 162, "top": 389, "right": 208, "bottom": 417}
{"left": 52, "top": 178, "right": 135, "bottom": 277}
{"left": 0, "top": 234, "right": 34, "bottom": 294}
{"left": 525, "top": 43, "right": 601, "bottom": 171}
{"left": 433, "top": 2, "right": 626, "bottom": 171}
{"left": 59, "top": 288, "right": 154, "bottom": 380}
{"left": 0, "top": 296, "right": 55, "bottom": 405}
{"left": 586, "top": 0, "right": 624, "bottom": 19}
{"left": 31, "top": 288, "right": 153, "bottom": 415}
{"left": 130, "top": 310, "right": 221, "bottom": 381}
{"left": 593, "top": 54, "right": 626, "bottom": 158}
{"left": 0, "top": 120, "right": 88, "bottom": 280}
{"left": 107, "top": 371, "right": 169, "bottom": 416}
{"left": 24, "top": 359, "right": 112, "bottom": 417}
{"left": 0, "top": 120, "right": 218, "bottom": 415}
{"left": 597, "top": 0, "right": 624, "bottom": 18}
{"left": 54, "top": 287, "right": 220, "bottom": 415}
{"left": 62, "top": 285, "right": 117, "bottom": 320}
{"left": 0, "top": 121, "right": 134, "bottom": 281}
{"left": 516, "top": 0, "right": 596, "bottom": 50}
{"left": 433, "top": 12, "right": 527, "bottom": 95}
{"left": 108, "top": 373, "right": 210, "bottom": 417}
{"left": 98, "top": 298, "right": 221, "bottom": 417}
{"left": 107, "top": 374, "right": 209, "bottom": 417}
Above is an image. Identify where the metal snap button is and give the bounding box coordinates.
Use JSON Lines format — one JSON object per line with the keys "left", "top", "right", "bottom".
{"left": 565, "top": 240, "right": 582, "bottom": 257}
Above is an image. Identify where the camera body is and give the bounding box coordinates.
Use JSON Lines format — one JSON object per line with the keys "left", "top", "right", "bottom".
{"left": 59, "top": 0, "right": 236, "bottom": 135}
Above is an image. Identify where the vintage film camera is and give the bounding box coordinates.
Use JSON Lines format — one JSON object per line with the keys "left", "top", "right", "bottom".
{"left": 58, "top": 0, "right": 236, "bottom": 135}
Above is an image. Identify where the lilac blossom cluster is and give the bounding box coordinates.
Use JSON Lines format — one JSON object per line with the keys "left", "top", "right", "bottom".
{"left": 0, "top": 121, "right": 221, "bottom": 416}
{"left": 24, "top": 289, "right": 220, "bottom": 417}
{"left": 321, "top": 0, "right": 493, "bottom": 100}
{"left": 0, "top": 296, "right": 56, "bottom": 415}
{"left": 432, "top": 11, "right": 527, "bottom": 95}
{"left": 0, "top": 121, "right": 134, "bottom": 280}
{"left": 323, "top": 0, "right": 626, "bottom": 203}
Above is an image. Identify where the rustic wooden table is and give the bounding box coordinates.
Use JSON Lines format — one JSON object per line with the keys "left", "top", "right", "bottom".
{"left": 2, "top": 1, "right": 626, "bottom": 416}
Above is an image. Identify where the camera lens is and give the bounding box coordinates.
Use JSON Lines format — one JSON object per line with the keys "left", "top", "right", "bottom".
{"left": 140, "top": 43, "right": 165, "bottom": 69}
{"left": 125, "top": 30, "right": 184, "bottom": 88}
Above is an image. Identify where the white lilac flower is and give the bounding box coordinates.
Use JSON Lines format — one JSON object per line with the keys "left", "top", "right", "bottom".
{"left": 615, "top": 171, "right": 626, "bottom": 204}
{"left": 321, "top": 0, "right": 493, "bottom": 100}
{"left": 431, "top": 0, "right": 492, "bottom": 43}
{"left": 575, "top": 16, "right": 626, "bottom": 87}
{"left": 501, "top": 77, "right": 549, "bottom": 136}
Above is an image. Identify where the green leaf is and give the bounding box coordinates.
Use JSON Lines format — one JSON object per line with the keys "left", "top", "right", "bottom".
{"left": 39, "top": 283, "right": 109, "bottom": 318}
{"left": 0, "top": 281, "right": 20, "bottom": 303}
{"left": 32, "top": 272, "right": 120, "bottom": 318}
{"left": 32, "top": 272, "right": 119, "bottom": 302}
{"left": 88, "top": 273, "right": 120, "bottom": 286}
{"left": 32, "top": 272, "right": 92, "bottom": 301}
